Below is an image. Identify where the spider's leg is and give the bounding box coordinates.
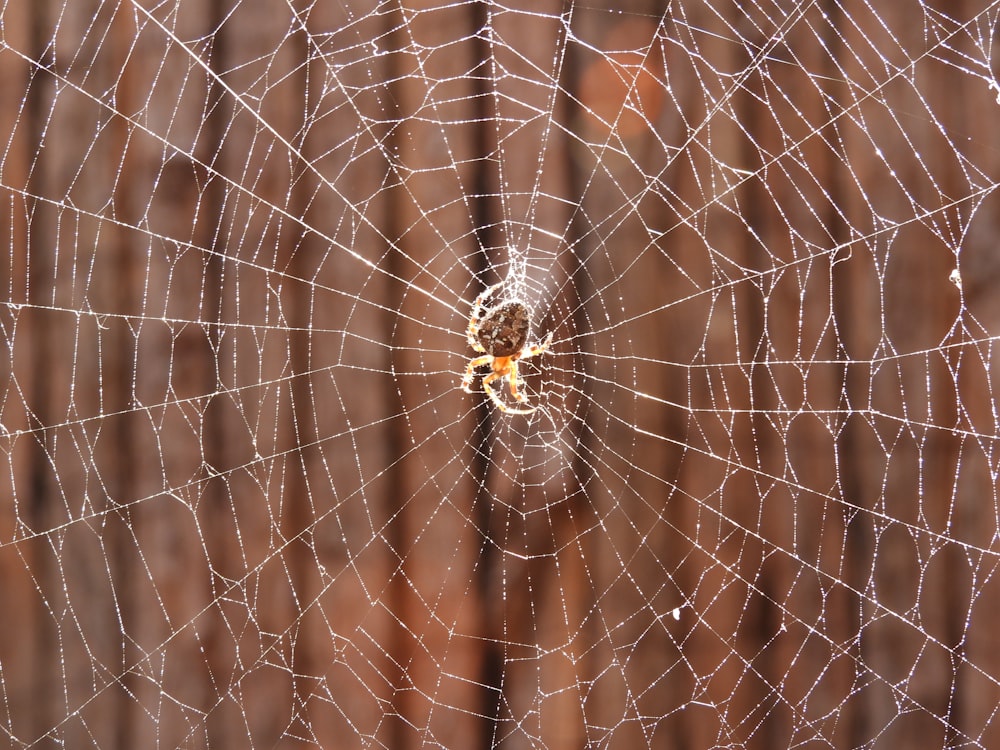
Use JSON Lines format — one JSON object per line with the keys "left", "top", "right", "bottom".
{"left": 506, "top": 360, "right": 529, "bottom": 403}
{"left": 462, "top": 355, "right": 493, "bottom": 392}
{"left": 483, "top": 362, "right": 538, "bottom": 414}
{"left": 466, "top": 316, "right": 483, "bottom": 352}
{"left": 482, "top": 371, "right": 506, "bottom": 409}
{"left": 520, "top": 331, "right": 554, "bottom": 360}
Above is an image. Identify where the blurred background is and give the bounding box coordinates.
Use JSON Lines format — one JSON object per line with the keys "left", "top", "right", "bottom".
{"left": 3, "top": 0, "right": 1000, "bottom": 747}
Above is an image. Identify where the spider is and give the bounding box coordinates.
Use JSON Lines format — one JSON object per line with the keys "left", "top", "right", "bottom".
{"left": 460, "top": 281, "right": 553, "bottom": 414}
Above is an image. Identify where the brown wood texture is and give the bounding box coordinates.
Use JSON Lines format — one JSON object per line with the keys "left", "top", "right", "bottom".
{"left": 2, "top": 0, "right": 999, "bottom": 748}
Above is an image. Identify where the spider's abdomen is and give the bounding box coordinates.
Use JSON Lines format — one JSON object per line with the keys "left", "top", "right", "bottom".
{"left": 476, "top": 301, "right": 530, "bottom": 357}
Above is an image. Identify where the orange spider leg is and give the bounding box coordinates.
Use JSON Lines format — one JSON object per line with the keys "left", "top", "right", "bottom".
{"left": 482, "top": 357, "right": 540, "bottom": 415}
{"left": 462, "top": 354, "right": 494, "bottom": 392}
{"left": 521, "top": 331, "right": 554, "bottom": 360}
{"left": 506, "top": 360, "right": 529, "bottom": 403}
{"left": 481, "top": 370, "right": 506, "bottom": 409}
{"left": 483, "top": 357, "right": 513, "bottom": 399}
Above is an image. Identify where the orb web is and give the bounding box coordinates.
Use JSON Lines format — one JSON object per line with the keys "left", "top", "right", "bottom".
{"left": 2, "top": 0, "right": 1000, "bottom": 748}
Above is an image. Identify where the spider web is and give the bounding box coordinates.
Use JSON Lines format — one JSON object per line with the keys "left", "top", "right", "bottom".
{"left": 2, "top": 0, "right": 1000, "bottom": 747}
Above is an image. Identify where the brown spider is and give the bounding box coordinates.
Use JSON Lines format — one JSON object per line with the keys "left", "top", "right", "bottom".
{"left": 460, "top": 282, "right": 553, "bottom": 414}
